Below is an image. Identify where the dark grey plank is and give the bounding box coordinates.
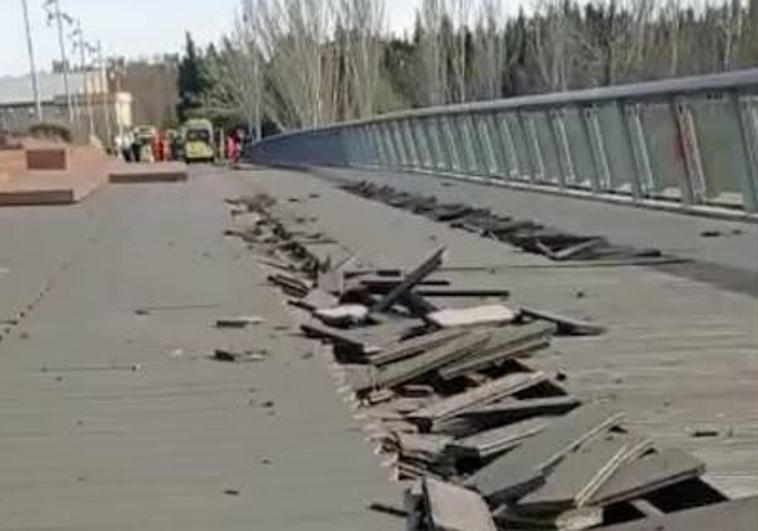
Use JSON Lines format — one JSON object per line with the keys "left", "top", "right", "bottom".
{"left": 357, "top": 330, "right": 491, "bottom": 393}
{"left": 588, "top": 448, "right": 706, "bottom": 507}
{"left": 466, "top": 403, "right": 624, "bottom": 504}
{"left": 409, "top": 371, "right": 548, "bottom": 423}
{"left": 518, "top": 432, "right": 651, "bottom": 512}
{"left": 423, "top": 478, "right": 498, "bottom": 531}
{"left": 369, "top": 328, "right": 469, "bottom": 366}
{"left": 371, "top": 246, "right": 446, "bottom": 313}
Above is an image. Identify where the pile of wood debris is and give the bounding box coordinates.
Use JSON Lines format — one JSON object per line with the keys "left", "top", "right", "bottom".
{"left": 223, "top": 192, "right": 756, "bottom": 531}
{"left": 341, "top": 181, "right": 683, "bottom": 265}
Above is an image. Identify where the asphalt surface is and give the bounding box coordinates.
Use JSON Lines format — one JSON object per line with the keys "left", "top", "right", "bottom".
{"left": 0, "top": 166, "right": 400, "bottom": 531}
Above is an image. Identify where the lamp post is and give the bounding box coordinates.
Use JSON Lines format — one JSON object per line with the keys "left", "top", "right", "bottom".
{"left": 44, "top": 0, "right": 73, "bottom": 123}
{"left": 21, "top": 0, "right": 42, "bottom": 121}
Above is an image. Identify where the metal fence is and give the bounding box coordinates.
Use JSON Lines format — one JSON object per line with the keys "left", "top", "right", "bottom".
{"left": 251, "top": 69, "right": 758, "bottom": 215}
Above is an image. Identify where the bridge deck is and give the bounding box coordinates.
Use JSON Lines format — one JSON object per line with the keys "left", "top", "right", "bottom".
{"left": 0, "top": 165, "right": 755, "bottom": 530}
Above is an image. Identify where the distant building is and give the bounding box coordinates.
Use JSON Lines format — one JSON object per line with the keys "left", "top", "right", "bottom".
{"left": 0, "top": 70, "right": 133, "bottom": 145}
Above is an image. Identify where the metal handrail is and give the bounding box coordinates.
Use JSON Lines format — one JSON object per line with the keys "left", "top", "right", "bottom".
{"left": 251, "top": 68, "right": 758, "bottom": 216}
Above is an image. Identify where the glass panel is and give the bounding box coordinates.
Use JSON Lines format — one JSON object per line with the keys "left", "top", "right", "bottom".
{"left": 562, "top": 107, "right": 594, "bottom": 189}
{"left": 442, "top": 116, "right": 463, "bottom": 171}
{"left": 530, "top": 111, "right": 561, "bottom": 184}
{"left": 690, "top": 94, "right": 753, "bottom": 207}
{"left": 391, "top": 121, "right": 409, "bottom": 166}
{"left": 596, "top": 103, "right": 637, "bottom": 194}
{"left": 497, "top": 113, "right": 522, "bottom": 178}
{"left": 412, "top": 118, "right": 433, "bottom": 169}
{"left": 459, "top": 114, "right": 481, "bottom": 173}
{"left": 474, "top": 114, "right": 499, "bottom": 175}
{"left": 640, "top": 102, "right": 687, "bottom": 199}
{"left": 401, "top": 120, "right": 420, "bottom": 168}
{"left": 433, "top": 117, "right": 453, "bottom": 171}
{"left": 381, "top": 123, "right": 399, "bottom": 167}
{"left": 485, "top": 114, "right": 508, "bottom": 177}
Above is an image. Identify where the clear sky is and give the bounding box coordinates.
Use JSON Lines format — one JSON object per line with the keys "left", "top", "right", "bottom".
{"left": 0, "top": 0, "right": 424, "bottom": 76}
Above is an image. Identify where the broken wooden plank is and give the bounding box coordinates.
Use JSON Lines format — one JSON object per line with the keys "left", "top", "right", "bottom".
{"left": 466, "top": 403, "right": 624, "bottom": 504}
{"left": 414, "top": 287, "right": 511, "bottom": 298}
{"left": 587, "top": 448, "right": 706, "bottom": 507}
{"left": 427, "top": 304, "right": 518, "bottom": 328}
{"left": 409, "top": 371, "right": 548, "bottom": 425}
{"left": 553, "top": 237, "right": 608, "bottom": 261}
{"left": 359, "top": 276, "right": 450, "bottom": 294}
{"left": 423, "top": 478, "right": 498, "bottom": 531}
{"left": 356, "top": 330, "right": 491, "bottom": 393}
{"left": 594, "top": 495, "right": 758, "bottom": 531}
{"left": 494, "top": 505, "right": 603, "bottom": 530}
{"left": 317, "top": 267, "right": 345, "bottom": 295}
{"left": 456, "top": 396, "right": 581, "bottom": 424}
{"left": 372, "top": 246, "right": 446, "bottom": 313}
{"left": 518, "top": 432, "right": 652, "bottom": 512}
{"left": 448, "top": 416, "right": 553, "bottom": 459}
{"left": 368, "top": 328, "right": 470, "bottom": 367}
{"left": 292, "top": 288, "right": 339, "bottom": 312}
{"left": 438, "top": 321, "right": 556, "bottom": 380}
{"left": 521, "top": 306, "right": 606, "bottom": 336}
{"left": 215, "top": 315, "right": 264, "bottom": 328}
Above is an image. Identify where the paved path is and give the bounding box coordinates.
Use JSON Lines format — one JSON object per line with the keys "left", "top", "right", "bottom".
{"left": 0, "top": 166, "right": 399, "bottom": 530}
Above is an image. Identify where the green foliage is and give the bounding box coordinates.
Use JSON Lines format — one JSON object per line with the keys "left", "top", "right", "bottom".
{"left": 177, "top": 32, "right": 210, "bottom": 121}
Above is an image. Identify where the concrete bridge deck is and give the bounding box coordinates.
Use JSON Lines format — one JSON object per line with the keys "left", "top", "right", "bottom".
{"left": 0, "top": 164, "right": 756, "bottom": 528}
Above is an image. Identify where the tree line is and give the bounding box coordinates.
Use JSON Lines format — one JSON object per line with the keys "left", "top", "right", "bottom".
{"left": 176, "top": 0, "right": 758, "bottom": 136}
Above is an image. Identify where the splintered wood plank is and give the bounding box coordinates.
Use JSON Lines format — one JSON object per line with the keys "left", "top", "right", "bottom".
{"left": 357, "top": 331, "right": 491, "bottom": 393}
{"left": 466, "top": 403, "right": 624, "bottom": 504}
{"left": 456, "top": 396, "right": 581, "bottom": 423}
{"left": 371, "top": 246, "right": 446, "bottom": 313}
{"left": 494, "top": 505, "right": 603, "bottom": 530}
{"left": 409, "top": 371, "right": 548, "bottom": 423}
{"left": 369, "top": 327, "right": 469, "bottom": 366}
{"left": 594, "top": 496, "right": 758, "bottom": 531}
{"left": 428, "top": 304, "right": 518, "bottom": 328}
{"left": 521, "top": 306, "right": 606, "bottom": 336}
{"left": 587, "top": 448, "right": 706, "bottom": 507}
{"left": 439, "top": 321, "right": 556, "bottom": 379}
{"left": 423, "top": 478, "right": 498, "bottom": 531}
{"left": 449, "top": 416, "right": 553, "bottom": 458}
{"left": 518, "top": 432, "right": 652, "bottom": 512}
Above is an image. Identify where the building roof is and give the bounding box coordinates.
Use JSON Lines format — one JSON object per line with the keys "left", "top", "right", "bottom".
{"left": 0, "top": 72, "right": 89, "bottom": 106}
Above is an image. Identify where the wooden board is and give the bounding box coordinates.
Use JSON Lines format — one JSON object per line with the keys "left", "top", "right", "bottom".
{"left": 439, "top": 321, "right": 555, "bottom": 379}
{"left": 521, "top": 306, "right": 605, "bottom": 336}
{"left": 423, "top": 478, "right": 498, "bottom": 531}
{"left": 467, "top": 403, "right": 624, "bottom": 503}
{"left": 357, "top": 331, "right": 491, "bottom": 393}
{"left": 494, "top": 505, "right": 603, "bottom": 530}
{"left": 518, "top": 432, "right": 651, "bottom": 512}
{"left": 594, "top": 496, "right": 758, "bottom": 531}
{"left": 588, "top": 448, "right": 706, "bottom": 507}
{"left": 448, "top": 416, "right": 553, "bottom": 458}
{"left": 371, "top": 246, "right": 446, "bottom": 313}
{"left": 428, "top": 304, "right": 518, "bottom": 328}
{"left": 409, "top": 371, "right": 548, "bottom": 424}
{"left": 369, "top": 328, "right": 470, "bottom": 366}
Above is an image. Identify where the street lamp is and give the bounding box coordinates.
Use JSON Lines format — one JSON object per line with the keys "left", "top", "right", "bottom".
{"left": 20, "top": 0, "right": 42, "bottom": 121}
{"left": 43, "top": 0, "right": 74, "bottom": 123}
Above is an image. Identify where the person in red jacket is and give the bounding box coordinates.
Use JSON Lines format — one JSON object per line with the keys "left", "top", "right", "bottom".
{"left": 225, "top": 133, "right": 238, "bottom": 164}
{"left": 151, "top": 134, "right": 164, "bottom": 162}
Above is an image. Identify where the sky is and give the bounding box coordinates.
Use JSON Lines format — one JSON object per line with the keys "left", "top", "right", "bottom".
{"left": 0, "top": 0, "right": 423, "bottom": 77}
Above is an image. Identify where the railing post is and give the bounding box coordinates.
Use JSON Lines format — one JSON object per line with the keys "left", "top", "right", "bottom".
{"left": 497, "top": 114, "right": 520, "bottom": 179}
{"left": 671, "top": 97, "right": 706, "bottom": 205}
{"left": 518, "top": 111, "right": 541, "bottom": 181}
{"left": 550, "top": 108, "right": 574, "bottom": 188}
{"left": 583, "top": 105, "right": 611, "bottom": 192}
{"left": 731, "top": 91, "right": 758, "bottom": 212}
{"left": 621, "top": 102, "right": 654, "bottom": 200}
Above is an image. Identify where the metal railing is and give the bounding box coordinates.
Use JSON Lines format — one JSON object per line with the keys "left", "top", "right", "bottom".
{"left": 251, "top": 69, "right": 758, "bottom": 216}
